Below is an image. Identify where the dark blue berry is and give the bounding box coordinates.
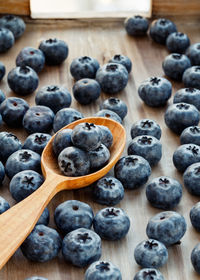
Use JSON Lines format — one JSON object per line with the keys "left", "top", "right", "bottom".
{"left": 53, "top": 108, "right": 84, "bottom": 132}
{"left": 36, "top": 208, "right": 49, "bottom": 226}
{"left": 53, "top": 128, "right": 72, "bottom": 156}
{"left": 173, "top": 144, "right": 200, "bottom": 172}
{"left": 0, "top": 27, "right": 14, "bottom": 52}
{"left": 182, "top": 66, "right": 200, "bottom": 89}
{"left": 162, "top": 53, "right": 191, "bottom": 81}
{"left": 124, "top": 15, "right": 149, "bottom": 36}
{"left": 62, "top": 228, "right": 101, "bottom": 267}
{"left": 88, "top": 144, "right": 110, "bottom": 170}
{"left": 72, "top": 78, "right": 101, "bottom": 105}
{"left": 108, "top": 54, "right": 132, "bottom": 73}
{"left": 70, "top": 56, "right": 99, "bottom": 80}
{"left": 23, "top": 105, "right": 54, "bottom": 134}
{"left": 23, "top": 133, "right": 51, "bottom": 155}
{"left": 173, "top": 88, "right": 200, "bottom": 110}
{"left": 7, "top": 66, "right": 39, "bottom": 95}
{"left": 138, "top": 77, "right": 172, "bottom": 107}
{"left": 0, "top": 97, "right": 29, "bottom": 127}
{"left": 191, "top": 243, "right": 200, "bottom": 274}
{"left": 133, "top": 268, "right": 164, "bottom": 280}
{"left": 39, "top": 38, "right": 68, "bottom": 65}
{"left": 54, "top": 200, "right": 94, "bottom": 234}
{"left": 93, "top": 207, "right": 130, "bottom": 241}
{"left": 92, "top": 176, "right": 124, "bottom": 206}
{"left": 16, "top": 47, "right": 45, "bottom": 73}
{"left": 0, "top": 61, "right": 5, "bottom": 81}
{"left": 134, "top": 239, "right": 168, "bottom": 268}
{"left": 0, "top": 89, "right": 5, "bottom": 104}
{"left": 0, "top": 131, "right": 22, "bottom": 163}
{"left": 9, "top": 170, "right": 44, "bottom": 202}
{"left": 186, "top": 43, "right": 200, "bottom": 66}
{"left": 114, "top": 155, "right": 151, "bottom": 189}
{"left": 0, "top": 15, "right": 25, "bottom": 39}
{"left": 146, "top": 176, "right": 182, "bottom": 209}
{"left": 180, "top": 126, "right": 200, "bottom": 145}
{"left": 0, "top": 161, "right": 5, "bottom": 184}
{"left": 183, "top": 162, "right": 200, "bottom": 195}
{"left": 96, "top": 63, "right": 128, "bottom": 94}
{"left": 98, "top": 125, "right": 113, "bottom": 149}
{"left": 190, "top": 202, "right": 200, "bottom": 231}
{"left": 130, "top": 119, "right": 161, "bottom": 140}
{"left": 100, "top": 97, "right": 128, "bottom": 120}
{"left": 5, "top": 149, "right": 41, "bottom": 179}
{"left": 0, "top": 196, "right": 10, "bottom": 214}
{"left": 146, "top": 211, "right": 187, "bottom": 246}
{"left": 164, "top": 103, "right": 200, "bottom": 135}
{"left": 128, "top": 135, "right": 162, "bottom": 166}
{"left": 35, "top": 85, "right": 72, "bottom": 113}
{"left": 21, "top": 224, "right": 62, "bottom": 262}
{"left": 58, "top": 146, "right": 90, "bottom": 176}
{"left": 166, "top": 32, "right": 190, "bottom": 53}
{"left": 95, "top": 109, "right": 122, "bottom": 124}
{"left": 149, "top": 18, "right": 177, "bottom": 44}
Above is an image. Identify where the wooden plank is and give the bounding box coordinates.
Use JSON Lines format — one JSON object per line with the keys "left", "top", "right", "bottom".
{"left": 152, "top": 0, "right": 200, "bottom": 16}
{"left": 0, "top": 0, "right": 30, "bottom": 15}
{"left": 0, "top": 16, "right": 199, "bottom": 280}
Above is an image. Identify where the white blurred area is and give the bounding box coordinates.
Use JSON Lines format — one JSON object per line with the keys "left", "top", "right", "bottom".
{"left": 31, "top": 0, "right": 151, "bottom": 18}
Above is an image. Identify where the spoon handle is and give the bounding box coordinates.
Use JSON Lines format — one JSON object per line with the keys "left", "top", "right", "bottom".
{"left": 0, "top": 174, "right": 61, "bottom": 270}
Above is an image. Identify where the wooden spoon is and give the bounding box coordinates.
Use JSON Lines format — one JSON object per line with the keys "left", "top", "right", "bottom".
{"left": 0, "top": 117, "right": 126, "bottom": 269}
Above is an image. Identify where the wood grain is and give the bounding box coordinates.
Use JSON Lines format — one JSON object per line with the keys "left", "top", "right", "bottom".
{"left": 0, "top": 16, "right": 199, "bottom": 280}
{"left": 0, "top": 0, "right": 30, "bottom": 16}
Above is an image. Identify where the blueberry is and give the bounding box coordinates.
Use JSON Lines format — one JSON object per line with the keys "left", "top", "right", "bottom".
{"left": 0, "top": 89, "right": 5, "bottom": 104}
{"left": 21, "top": 224, "right": 62, "bottom": 262}
{"left": 0, "top": 27, "right": 14, "bottom": 52}
{"left": 98, "top": 125, "right": 113, "bottom": 149}
{"left": 138, "top": 77, "right": 172, "bottom": 107}
{"left": 35, "top": 85, "right": 72, "bottom": 113}
{"left": 149, "top": 18, "right": 177, "bottom": 44}
{"left": 62, "top": 228, "right": 101, "bottom": 267}
{"left": 72, "top": 78, "right": 101, "bottom": 105}
{"left": 23, "top": 105, "right": 54, "bottom": 134}
{"left": 134, "top": 239, "right": 168, "bottom": 269}
{"left": 9, "top": 170, "right": 44, "bottom": 202}
{"left": 146, "top": 176, "right": 182, "bottom": 210}
{"left": 71, "top": 122, "right": 102, "bottom": 151}
{"left": 146, "top": 211, "right": 187, "bottom": 246}
{"left": 131, "top": 119, "right": 161, "bottom": 140}
{"left": 96, "top": 63, "right": 128, "bottom": 94}
{"left": 70, "top": 56, "right": 100, "bottom": 80}
{"left": 95, "top": 109, "right": 122, "bottom": 124}
{"left": 58, "top": 146, "right": 90, "bottom": 176}
{"left": 100, "top": 97, "right": 128, "bottom": 120}
{"left": 54, "top": 200, "right": 94, "bottom": 234}
{"left": 173, "top": 144, "right": 200, "bottom": 172}
{"left": 180, "top": 126, "right": 200, "bottom": 145}
{"left": 162, "top": 53, "right": 191, "bottom": 81}
{"left": 88, "top": 144, "right": 110, "bottom": 170}
{"left": 0, "top": 131, "right": 22, "bottom": 163}
{"left": 166, "top": 32, "right": 190, "bottom": 53}
{"left": 36, "top": 208, "right": 49, "bottom": 226}
{"left": 108, "top": 54, "right": 132, "bottom": 73}
{"left": 5, "top": 149, "right": 41, "bottom": 179}
{"left": 24, "top": 277, "right": 48, "bottom": 280}
{"left": 133, "top": 268, "right": 165, "bottom": 280}
{"left": 0, "top": 161, "right": 5, "bottom": 184}
{"left": 16, "top": 47, "right": 45, "bottom": 73}
{"left": 0, "top": 15, "right": 25, "bottom": 39}
{"left": 7, "top": 66, "right": 39, "bottom": 95}
{"left": 92, "top": 176, "right": 124, "bottom": 206}
{"left": 128, "top": 135, "right": 162, "bottom": 166}
{"left": 191, "top": 243, "right": 200, "bottom": 274}
{"left": 124, "top": 15, "right": 149, "bottom": 36}
{"left": 0, "top": 196, "right": 10, "bottom": 214}
{"left": 93, "top": 207, "right": 130, "bottom": 241}
{"left": 114, "top": 155, "right": 151, "bottom": 189}
{"left": 39, "top": 38, "right": 68, "bottom": 65}
{"left": 0, "top": 97, "right": 29, "bottom": 127}
{"left": 23, "top": 133, "right": 51, "bottom": 155}
{"left": 183, "top": 162, "right": 200, "bottom": 195}
{"left": 186, "top": 43, "right": 200, "bottom": 66}
{"left": 164, "top": 103, "right": 200, "bottom": 135}
{"left": 85, "top": 260, "right": 122, "bottom": 280}
{"left": 0, "top": 61, "right": 5, "bottom": 81}
{"left": 173, "top": 88, "right": 200, "bottom": 110}
{"left": 182, "top": 66, "right": 200, "bottom": 89}
{"left": 190, "top": 202, "right": 200, "bottom": 231}
{"left": 53, "top": 129, "right": 72, "bottom": 156}
{"left": 53, "top": 108, "right": 84, "bottom": 132}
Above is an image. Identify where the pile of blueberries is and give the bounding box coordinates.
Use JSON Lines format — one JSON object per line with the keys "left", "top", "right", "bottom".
{"left": 0, "top": 12, "right": 200, "bottom": 280}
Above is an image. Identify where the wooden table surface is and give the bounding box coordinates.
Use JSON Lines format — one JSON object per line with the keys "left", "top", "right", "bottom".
{"left": 0, "top": 16, "right": 200, "bottom": 280}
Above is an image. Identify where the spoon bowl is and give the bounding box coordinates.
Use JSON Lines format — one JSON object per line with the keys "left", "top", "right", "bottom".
{"left": 0, "top": 117, "right": 126, "bottom": 269}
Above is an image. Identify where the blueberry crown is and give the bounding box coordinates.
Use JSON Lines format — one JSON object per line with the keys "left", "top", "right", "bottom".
{"left": 159, "top": 19, "right": 167, "bottom": 25}
{"left": 76, "top": 232, "right": 92, "bottom": 243}
{"left": 79, "top": 56, "right": 91, "bottom": 63}
{"left": 102, "top": 178, "right": 115, "bottom": 189}
{"left": 113, "top": 54, "right": 122, "bottom": 61}
{"left": 106, "top": 64, "right": 118, "bottom": 72}
{"left": 172, "top": 54, "right": 182, "bottom": 60}
{"left": 4, "top": 15, "right": 15, "bottom": 21}
{"left": 197, "top": 44, "right": 200, "bottom": 50}
{"left": 190, "top": 126, "right": 200, "bottom": 134}
{"left": 61, "top": 161, "right": 72, "bottom": 173}
{"left": 143, "top": 270, "right": 157, "bottom": 278}
{"left": 103, "top": 208, "right": 120, "bottom": 217}
{"left": 138, "top": 136, "right": 152, "bottom": 145}
{"left": 194, "top": 166, "right": 200, "bottom": 175}
{"left": 150, "top": 77, "right": 161, "bottom": 85}
{"left": 186, "top": 145, "right": 199, "bottom": 155}
{"left": 108, "top": 97, "right": 120, "bottom": 105}
{"left": 185, "top": 88, "right": 196, "bottom": 93}
{"left": 135, "top": 15, "right": 142, "bottom": 19}
{"left": 19, "top": 66, "right": 30, "bottom": 74}
{"left": 96, "top": 262, "right": 110, "bottom": 272}
{"left": 175, "top": 32, "right": 184, "bottom": 37}
{"left": 47, "top": 85, "right": 59, "bottom": 92}
{"left": 34, "top": 134, "right": 47, "bottom": 145}
{"left": 46, "top": 38, "right": 57, "bottom": 44}
{"left": 84, "top": 122, "right": 95, "bottom": 130}
{"left": 176, "top": 103, "right": 190, "bottom": 110}
{"left": 144, "top": 240, "right": 158, "bottom": 250}
{"left": 7, "top": 133, "right": 18, "bottom": 141}
{"left": 19, "top": 151, "right": 32, "bottom": 162}
{"left": 141, "top": 120, "right": 153, "bottom": 128}
{"left": 22, "top": 176, "right": 34, "bottom": 186}
{"left": 159, "top": 177, "right": 170, "bottom": 185}
{"left": 124, "top": 157, "right": 138, "bottom": 166}
{"left": 195, "top": 66, "right": 200, "bottom": 72}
